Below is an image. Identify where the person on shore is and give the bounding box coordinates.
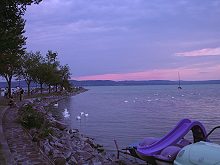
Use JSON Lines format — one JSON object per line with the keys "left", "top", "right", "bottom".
{"left": 19, "top": 87, "right": 24, "bottom": 101}
{"left": 4, "top": 87, "right": 8, "bottom": 98}
{"left": 9, "top": 96, "right": 15, "bottom": 107}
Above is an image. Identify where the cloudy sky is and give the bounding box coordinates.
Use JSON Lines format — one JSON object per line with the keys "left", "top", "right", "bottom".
{"left": 24, "top": 0, "right": 220, "bottom": 81}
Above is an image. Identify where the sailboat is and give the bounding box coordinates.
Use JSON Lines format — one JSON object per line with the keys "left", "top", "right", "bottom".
{"left": 178, "top": 72, "right": 182, "bottom": 89}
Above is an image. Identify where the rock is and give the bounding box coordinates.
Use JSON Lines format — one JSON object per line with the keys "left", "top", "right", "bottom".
{"left": 93, "top": 162, "right": 102, "bottom": 165}
{"left": 34, "top": 105, "right": 46, "bottom": 114}
{"left": 77, "top": 150, "right": 93, "bottom": 161}
{"left": 73, "top": 152, "right": 80, "bottom": 162}
{"left": 64, "top": 151, "right": 72, "bottom": 161}
{"left": 82, "top": 144, "right": 94, "bottom": 153}
{"left": 68, "top": 129, "right": 79, "bottom": 134}
{"left": 93, "top": 154, "right": 106, "bottom": 162}
{"left": 29, "top": 128, "right": 38, "bottom": 136}
{"left": 48, "top": 134, "right": 59, "bottom": 142}
{"left": 32, "top": 134, "right": 40, "bottom": 142}
{"left": 84, "top": 138, "right": 96, "bottom": 148}
{"left": 22, "top": 99, "right": 34, "bottom": 105}
{"left": 43, "top": 143, "right": 53, "bottom": 156}
{"left": 68, "top": 156, "right": 78, "bottom": 165}
{"left": 97, "top": 147, "right": 105, "bottom": 153}
{"left": 54, "top": 156, "right": 66, "bottom": 165}
{"left": 52, "top": 150, "right": 65, "bottom": 159}
{"left": 53, "top": 120, "right": 68, "bottom": 130}
{"left": 39, "top": 140, "right": 53, "bottom": 156}
{"left": 55, "top": 141, "right": 64, "bottom": 148}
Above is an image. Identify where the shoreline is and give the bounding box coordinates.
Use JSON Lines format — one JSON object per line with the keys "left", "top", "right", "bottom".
{"left": 0, "top": 88, "right": 140, "bottom": 165}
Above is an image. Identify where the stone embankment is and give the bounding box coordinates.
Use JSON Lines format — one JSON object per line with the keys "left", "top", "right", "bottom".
{"left": 1, "top": 92, "right": 141, "bottom": 165}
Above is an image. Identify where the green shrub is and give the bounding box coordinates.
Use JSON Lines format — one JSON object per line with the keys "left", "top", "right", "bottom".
{"left": 19, "top": 105, "right": 44, "bottom": 129}
{"left": 39, "top": 127, "right": 53, "bottom": 138}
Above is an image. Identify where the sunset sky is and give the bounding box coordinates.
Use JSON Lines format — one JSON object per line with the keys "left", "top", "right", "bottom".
{"left": 24, "top": 0, "right": 220, "bottom": 81}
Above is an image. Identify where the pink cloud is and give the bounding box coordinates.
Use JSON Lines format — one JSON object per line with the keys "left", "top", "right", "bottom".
{"left": 73, "top": 64, "right": 220, "bottom": 81}
{"left": 176, "top": 47, "right": 220, "bottom": 57}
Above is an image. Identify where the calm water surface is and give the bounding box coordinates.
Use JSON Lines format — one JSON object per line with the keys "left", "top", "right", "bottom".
{"left": 52, "top": 85, "right": 220, "bottom": 151}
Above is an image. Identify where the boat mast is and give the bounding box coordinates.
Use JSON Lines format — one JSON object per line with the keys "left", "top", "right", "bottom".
{"left": 178, "top": 72, "right": 181, "bottom": 87}
{"left": 178, "top": 72, "right": 182, "bottom": 89}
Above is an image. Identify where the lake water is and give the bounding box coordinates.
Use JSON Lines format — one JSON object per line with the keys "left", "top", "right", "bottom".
{"left": 51, "top": 84, "right": 220, "bottom": 151}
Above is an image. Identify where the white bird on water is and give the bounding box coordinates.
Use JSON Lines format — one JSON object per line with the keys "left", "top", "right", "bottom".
{"left": 54, "top": 103, "right": 58, "bottom": 107}
{"left": 80, "top": 112, "right": 84, "bottom": 116}
{"left": 63, "top": 109, "right": 70, "bottom": 118}
{"left": 84, "top": 113, "right": 89, "bottom": 117}
{"left": 76, "top": 116, "right": 81, "bottom": 120}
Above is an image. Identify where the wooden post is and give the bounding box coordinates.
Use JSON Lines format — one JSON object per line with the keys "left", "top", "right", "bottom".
{"left": 114, "top": 139, "right": 119, "bottom": 159}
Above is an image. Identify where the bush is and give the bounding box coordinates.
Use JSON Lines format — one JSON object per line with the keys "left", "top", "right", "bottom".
{"left": 39, "top": 127, "right": 53, "bottom": 138}
{"left": 19, "top": 104, "right": 44, "bottom": 129}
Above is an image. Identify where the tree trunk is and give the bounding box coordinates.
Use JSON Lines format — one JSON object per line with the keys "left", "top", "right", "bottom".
{"left": 48, "top": 85, "right": 51, "bottom": 93}
{"left": 40, "top": 83, "right": 43, "bottom": 94}
{"left": 27, "top": 81, "right": 31, "bottom": 96}
{"left": 7, "top": 80, "right": 11, "bottom": 98}
{"left": 5, "top": 75, "right": 12, "bottom": 98}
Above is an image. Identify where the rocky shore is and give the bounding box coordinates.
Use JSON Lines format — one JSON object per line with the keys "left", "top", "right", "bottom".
{"left": 16, "top": 92, "right": 116, "bottom": 165}
{"left": 1, "top": 89, "right": 141, "bottom": 165}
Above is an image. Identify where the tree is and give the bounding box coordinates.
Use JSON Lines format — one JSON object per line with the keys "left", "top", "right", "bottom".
{"left": 33, "top": 62, "right": 47, "bottom": 94}
{"left": 0, "top": 0, "right": 42, "bottom": 97}
{"left": 59, "top": 65, "right": 71, "bottom": 91}
{"left": 19, "top": 51, "right": 42, "bottom": 95}
{"left": 0, "top": 3, "right": 26, "bottom": 97}
{"left": 45, "top": 50, "right": 60, "bottom": 93}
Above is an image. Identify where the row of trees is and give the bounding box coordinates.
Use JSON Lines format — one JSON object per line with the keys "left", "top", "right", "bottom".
{"left": 0, "top": 0, "right": 72, "bottom": 98}
{"left": 20, "top": 50, "right": 71, "bottom": 96}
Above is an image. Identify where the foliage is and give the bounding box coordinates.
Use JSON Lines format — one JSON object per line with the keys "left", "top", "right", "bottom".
{"left": 0, "top": 0, "right": 42, "bottom": 97}
{"left": 19, "top": 104, "right": 44, "bottom": 129}
{"left": 19, "top": 51, "right": 43, "bottom": 95}
{"left": 0, "top": 0, "right": 73, "bottom": 96}
{"left": 38, "top": 127, "right": 53, "bottom": 138}
{"left": 0, "top": 1, "right": 26, "bottom": 97}
{"left": 45, "top": 51, "right": 60, "bottom": 92}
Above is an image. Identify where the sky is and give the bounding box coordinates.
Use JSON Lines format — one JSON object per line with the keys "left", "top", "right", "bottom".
{"left": 24, "top": 0, "right": 220, "bottom": 81}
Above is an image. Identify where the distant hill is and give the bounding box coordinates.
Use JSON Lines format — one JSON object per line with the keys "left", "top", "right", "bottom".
{"left": 70, "top": 80, "right": 220, "bottom": 87}
{"left": 1, "top": 80, "right": 220, "bottom": 88}
{"left": 0, "top": 81, "right": 37, "bottom": 88}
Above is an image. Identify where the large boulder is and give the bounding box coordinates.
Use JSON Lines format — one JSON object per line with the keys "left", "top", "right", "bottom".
{"left": 76, "top": 150, "right": 93, "bottom": 161}
{"left": 52, "top": 120, "right": 68, "bottom": 131}
{"left": 82, "top": 144, "right": 94, "bottom": 153}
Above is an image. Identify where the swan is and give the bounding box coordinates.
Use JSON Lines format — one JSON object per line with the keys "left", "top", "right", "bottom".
{"left": 63, "top": 109, "right": 70, "bottom": 118}
{"left": 80, "top": 112, "right": 84, "bottom": 116}
{"left": 76, "top": 116, "right": 81, "bottom": 120}
{"left": 84, "top": 113, "right": 88, "bottom": 117}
